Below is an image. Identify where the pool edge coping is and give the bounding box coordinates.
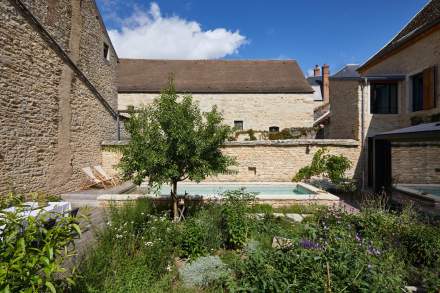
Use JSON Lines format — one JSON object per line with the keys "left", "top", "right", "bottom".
{"left": 96, "top": 182, "right": 339, "bottom": 202}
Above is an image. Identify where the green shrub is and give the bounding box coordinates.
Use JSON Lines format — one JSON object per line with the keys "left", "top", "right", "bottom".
{"left": 75, "top": 199, "right": 176, "bottom": 292}
{"left": 248, "top": 203, "right": 273, "bottom": 214}
{"left": 273, "top": 203, "right": 326, "bottom": 215}
{"left": 325, "top": 154, "right": 352, "bottom": 184}
{"left": 178, "top": 206, "right": 223, "bottom": 258}
{"left": 74, "top": 194, "right": 440, "bottom": 292}
{"left": 247, "top": 129, "right": 257, "bottom": 141}
{"left": 0, "top": 207, "right": 81, "bottom": 292}
{"left": 314, "top": 206, "right": 440, "bottom": 291}
{"left": 0, "top": 192, "right": 61, "bottom": 210}
{"left": 221, "top": 190, "right": 255, "bottom": 249}
{"left": 292, "top": 148, "right": 352, "bottom": 187}
{"left": 229, "top": 213, "right": 406, "bottom": 292}
{"left": 268, "top": 128, "right": 293, "bottom": 140}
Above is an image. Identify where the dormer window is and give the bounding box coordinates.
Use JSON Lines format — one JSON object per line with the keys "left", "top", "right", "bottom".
{"left": 103, "top": 43, "right": 110, "bottom": 61}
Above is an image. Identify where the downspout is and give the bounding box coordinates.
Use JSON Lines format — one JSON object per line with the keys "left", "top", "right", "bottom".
{"left": 360, "top": 77, "right": 367, "bottom": 190}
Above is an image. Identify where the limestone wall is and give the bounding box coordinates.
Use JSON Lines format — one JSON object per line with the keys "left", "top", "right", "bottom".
{"left": 118, "top": 92, "right": 316, "bottom": 131}
{"left": 328, "top": 80, "right": 360, "bottom": 139}
{"left": 102, "top": 140, "right": 361, "bottom": 183}
{"left": 392, "top": 142, "right": 440, "bottom": 184}
{"left": 359, "top": 29, "right": 440, "bottom": 127}
{"left": 0, "top": 0, "right": 117, "bottom": 195}
{"left": 362, "top": 82, "right": 405, "bottom": 138}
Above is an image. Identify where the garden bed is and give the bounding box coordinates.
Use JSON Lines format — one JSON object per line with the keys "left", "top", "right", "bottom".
{"left": 74, "top": 191, "right": 440, "bottom": 292}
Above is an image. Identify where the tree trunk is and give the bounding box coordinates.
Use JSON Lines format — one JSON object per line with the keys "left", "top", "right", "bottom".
{"left": 171, "top": 181, "right": 178, "bottom": 221}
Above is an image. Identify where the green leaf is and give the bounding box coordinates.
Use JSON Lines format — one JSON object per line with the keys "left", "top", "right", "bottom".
{"left": 72, "top": 224, "right": 81, "bottom": 236}
{"left": 45, "top": 281, "right": 56, "bottom": 293}
{"left": 48, "top": 246, "right": 54, "bottom": 260}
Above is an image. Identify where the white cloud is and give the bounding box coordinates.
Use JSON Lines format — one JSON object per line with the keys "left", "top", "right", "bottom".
{"left": 108, "top": 2, "right": 247, "bottom": 59}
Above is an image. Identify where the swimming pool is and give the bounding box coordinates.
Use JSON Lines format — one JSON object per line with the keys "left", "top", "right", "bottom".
{"left": 394, "top": 184, "right": 440, "bottom": 201}
{"left": 392, "top": 184, "right": 440, "bottom": 215}
{"left": 135, "top": 182, "right": 339, "bottom": 202}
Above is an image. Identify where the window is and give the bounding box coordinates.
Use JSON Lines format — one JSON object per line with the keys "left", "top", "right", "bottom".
{"left": 412, "top": 73, "right": 424, "bottom": 111}
{"left": 233, "top": 120, "right": 243, "bottom": 131}
{"left": 269, "top": 126, "right": 279, "bottom": 133}
{"left": 103, "top": 43, "right": 110, "bottom": 61}
{"left": 412, "top": 67, "right": 436, "bottom": 112}
{"left": 370, "top": 82, "right": 398, "bottom": 114}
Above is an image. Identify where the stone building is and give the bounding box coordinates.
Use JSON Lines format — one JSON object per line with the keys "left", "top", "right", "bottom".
{"left": 117, "top": 59, "right": 316, "bottom": 132}
{"left": 307, "top": 64, "right": 331, "bottom": 138}
{"left": 0, "top": 0, "right": 118, "bottom": 194}
{"left": 328, "top": 64, "right": 361, "bottom": 140}
{"left": 328, "top": 0, "right": 440, "bottom": 188}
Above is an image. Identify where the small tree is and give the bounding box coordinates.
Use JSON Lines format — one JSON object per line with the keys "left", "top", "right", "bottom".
{"left": 119, "top": 80, "right": 235, "bottom": 220}
{"left": 292, "top": 148, "right": 353, "bottom": 189}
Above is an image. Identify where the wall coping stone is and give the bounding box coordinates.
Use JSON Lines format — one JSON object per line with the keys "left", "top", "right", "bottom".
{"left": 102, "top": 139, "right": 360, "bottom": 148}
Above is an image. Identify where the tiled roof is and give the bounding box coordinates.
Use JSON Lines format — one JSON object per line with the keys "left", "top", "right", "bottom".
{"left": 331, "top": 65, "right": 360, "bottom": 79}
{"left": 117, "top": 59, "right": 313, "bottom": 93}
{"left": 358, "top": 0, "right": 440, "bottom": 72}
{"left": 306, "top": 76, "right": 322, "bottom": 86}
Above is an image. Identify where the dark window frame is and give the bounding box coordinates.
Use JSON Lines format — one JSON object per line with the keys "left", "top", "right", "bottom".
{"left": 233, "top": 120, "right": 243, "bottom": 131}
{"left": 370, "top": 81, "right": 398, "bottom": 114}
{"left": 103, "top": 43, "right": 110, "bottom": 61}
{"left": 411, "top": 72, "right": 424, "bottom": 112}
{"left": 269, "top": 126, "right": 280, "bottom": 133}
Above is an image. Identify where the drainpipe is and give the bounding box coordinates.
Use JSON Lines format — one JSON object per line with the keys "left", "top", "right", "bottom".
{"left": 117, "top": 112, "right": 121, "bottom": 141}
{"left": 360, "top": 77, "right": 367, "bottom": 190}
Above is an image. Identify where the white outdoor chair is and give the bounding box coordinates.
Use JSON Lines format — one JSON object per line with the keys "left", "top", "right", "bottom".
{"left": 81, "top": 167, "right": 109, "bottom": 189}
{"left": 93, "top": 165, "right": 118, "bottom": 186}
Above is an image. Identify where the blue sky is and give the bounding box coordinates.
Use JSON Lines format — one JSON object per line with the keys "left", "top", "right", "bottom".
{"left": 97, "top": 0, "right": 428, "bottom": 76}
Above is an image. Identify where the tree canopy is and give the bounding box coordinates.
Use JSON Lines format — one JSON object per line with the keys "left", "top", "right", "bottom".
{"left": 119, "top": 80, "right": 235, "bottom": 218}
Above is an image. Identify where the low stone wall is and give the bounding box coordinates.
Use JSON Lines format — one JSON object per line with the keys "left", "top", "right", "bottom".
{"left": 392, "top": 142, "right": 440, "bottom": 184}
{"left": 102, "top": 139, "right": 361, "bottom": 182}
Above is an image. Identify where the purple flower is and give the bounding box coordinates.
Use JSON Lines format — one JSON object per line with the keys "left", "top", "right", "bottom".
{"left": 355, "top": 233, "right": 362, "bottom": 242}
{"left": 299, "top": 239, "right": 321, "bottom": 250}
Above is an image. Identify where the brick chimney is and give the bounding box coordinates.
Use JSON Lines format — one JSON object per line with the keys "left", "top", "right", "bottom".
{"left": 322, "top": 64, "right": 330, "bottom": 103}
{"left": 313, "top": 65, "right": 321, "bottom": 77}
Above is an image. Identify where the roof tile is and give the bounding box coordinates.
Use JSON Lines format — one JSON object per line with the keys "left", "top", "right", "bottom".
{"left": 117, "top": 59, "right": 313, "bottom": 93}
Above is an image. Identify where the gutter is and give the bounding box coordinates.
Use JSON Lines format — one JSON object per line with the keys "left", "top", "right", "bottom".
{"left": 360, "top": 77, "right": 367, "bottom": 190}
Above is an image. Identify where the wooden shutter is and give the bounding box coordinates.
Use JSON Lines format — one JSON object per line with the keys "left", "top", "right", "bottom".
{"left": 422, "top": 66, "right": 436, "bottom": 110}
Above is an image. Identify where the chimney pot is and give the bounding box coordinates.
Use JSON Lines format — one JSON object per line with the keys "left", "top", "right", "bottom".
{"left": 322, "top": 64, "right": 330, "bottom": 103}
{"left": 313, "top": 65, "right": 321, "bottom": 77}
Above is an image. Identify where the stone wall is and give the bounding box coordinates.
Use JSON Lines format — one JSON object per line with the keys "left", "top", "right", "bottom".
{"left": 330, "top": 30, "right": 440, "bottom": 136}
{"left": 359, "top": 28, "right": 440, "bottom": 128}
{"left": 101, "top": 140, "right": 361, "bottom": 182}
{"left": 328, "top": 80, "right": 360, "bottom": 139}
{"left": 391, "top": 142, "right": 440, "bottom": 184}
{"left": 362, "top": 81, "right": 405, "bottom": 138}
{"left": 0, "top": 0, "right": 117, "bottom": 195}
{"left": 118, "top": 92, "right": 316, "bottom": 131}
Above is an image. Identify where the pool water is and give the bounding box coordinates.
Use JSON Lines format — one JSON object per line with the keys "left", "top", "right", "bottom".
{"left": 143, "top": 183, "right": 314, "bottom": 197}
{"left": 404, "top": 185, "right": 440, "bottom": 198}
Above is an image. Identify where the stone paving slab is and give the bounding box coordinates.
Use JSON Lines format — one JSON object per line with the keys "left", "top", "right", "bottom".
{"left": 250, "top": 212, "right": 312, "bottom": 223}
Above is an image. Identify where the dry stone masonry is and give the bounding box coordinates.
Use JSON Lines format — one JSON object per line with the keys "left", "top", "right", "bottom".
{"left": 0, "top": 0, "right": 118, "bottom": 195}
{"left": 101, "top": 140, "right": 361, "bottom": 182}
